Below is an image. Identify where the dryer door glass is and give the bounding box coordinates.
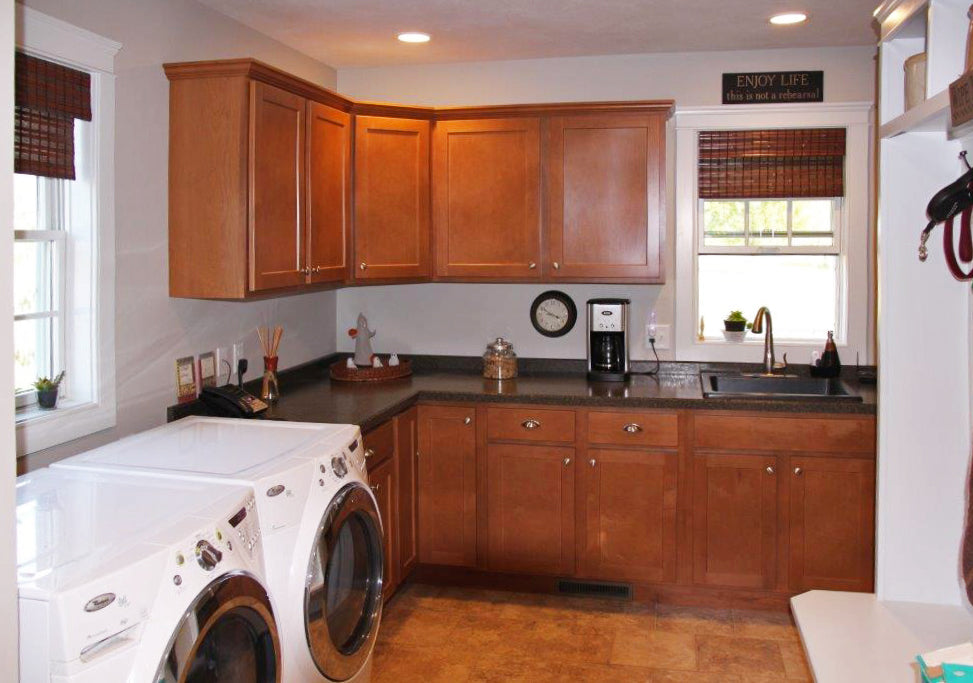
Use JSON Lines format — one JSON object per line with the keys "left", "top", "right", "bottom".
{"left": 306, "top": 482, "right": 384, "bottom": 681}
{"left": 155, "top": 573, "right": 280, "bottom": 683}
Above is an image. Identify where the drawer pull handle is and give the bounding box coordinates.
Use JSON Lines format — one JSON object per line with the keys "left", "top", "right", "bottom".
{"left": 622, "top": 423, "right": 643, "bottom": 434}
{"left": 794, "top": 467, "right": 803, "bottom": 476}
{"left": 521, "top": 418, "right": 541, "bottom": 430}
{"left": 766, "top": 466, "right": 775, "bottom": 475}
{"left": 359, "top": 262, "right": 368, "bottom": 270}
{"left": 563, "top": 457, "right": 571, "bottom": 466}
{"left": 464, "top": 416, "right": 472, "bottom": 425}
{"left": 589, "top": 458, "right": 597, "bottom": 467}
{"left": 528, "top": 262, "right": 537, "bottom": 269}
{"left": 552, "top": 261, "right": 560, "bottom": 270}
{"left": 364, "top": 448, "right": 375, "bottom": 459}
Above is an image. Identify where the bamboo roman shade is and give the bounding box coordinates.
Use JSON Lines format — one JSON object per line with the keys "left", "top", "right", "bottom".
{"left": 14, "top": 52, "right": 92, "bottom": 180}
{"left": 697, "top": 128, "right": 846, "bottom": 199}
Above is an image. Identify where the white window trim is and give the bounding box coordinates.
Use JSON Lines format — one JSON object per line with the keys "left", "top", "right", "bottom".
{"left": 14, "top": 6, "right": 120, "bottom": 456}
{"left": 673, "top": 102, "right": 874, "bottom": 364}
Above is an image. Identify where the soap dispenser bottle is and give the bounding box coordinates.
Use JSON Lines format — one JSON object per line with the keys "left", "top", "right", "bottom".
{"left": 818, "top": 331, "right": 841, "bottom": 377}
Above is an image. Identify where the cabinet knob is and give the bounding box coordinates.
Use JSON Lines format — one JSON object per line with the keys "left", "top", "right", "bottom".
{"left": 589, "top": 458, "right": 597, "bottom": 467}
{"left": 766, "top": 466, "right": 776, "bottom": 475}
{"left": 371, "top": 483, "right": 381, "bottom": 492}
{"left": 364, "top": 448, "right": 375, "bottom": 459}
{"left": 563, "top": 457, "right": 571, "bottom": 466}
{"left": 312, "top": 265, "right": 323, "bottom": 273}
{"left": 521, "top": 418, "right": 541, "bottom": 430}
{"left": 794, "top": 467, "right": 803, "bottom": 476}
{"left": 359, "top": 262, "right": 368, "bottom": 270}
{"left": 553, "top": 261, "right": 560, "bottom": 270}
{"left": 463, "top": 416, "right": 472, "bottom": 425}
{"left": 622, "top": 423, "right": 643, "bottom": 434}
{"left": 528, "top": 262, "right": 537, "bottom": 270}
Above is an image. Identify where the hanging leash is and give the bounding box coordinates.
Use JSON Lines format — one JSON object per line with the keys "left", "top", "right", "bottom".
{"left": 919, "top": 151, "right": 973, "bottom": 281}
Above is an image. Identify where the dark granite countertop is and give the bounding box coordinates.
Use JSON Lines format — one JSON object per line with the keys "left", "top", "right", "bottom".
{"left": 170, "top": 355, "right": 876, "bottom": 433}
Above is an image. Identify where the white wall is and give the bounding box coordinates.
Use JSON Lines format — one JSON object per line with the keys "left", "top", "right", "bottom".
{"left": 1, "top": 1, "right": 20, "bottom": 674}
{"left": 18, "top": 0, "right": 340, "bottom": 470}
{"left": 337, "top": 46, "right": 877, "bottom": 360}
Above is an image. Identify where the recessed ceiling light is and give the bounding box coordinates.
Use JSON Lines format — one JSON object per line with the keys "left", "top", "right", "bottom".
{"left": 769, "top": 12, "right": 807, "bottom": 25}
{"left": 397, "top": 32, "right": 431, "bottom": 43}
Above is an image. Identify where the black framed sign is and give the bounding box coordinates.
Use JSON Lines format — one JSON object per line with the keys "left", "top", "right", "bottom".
{"left": 722, "top": 71, "right": 823, "bottom": 104}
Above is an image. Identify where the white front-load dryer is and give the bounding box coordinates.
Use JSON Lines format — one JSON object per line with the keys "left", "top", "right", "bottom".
{"left": 16, "top": 467, "right": 280, "bottom": 683}
{"left": 53, "top": 417, "right": 384, "bottom": 683}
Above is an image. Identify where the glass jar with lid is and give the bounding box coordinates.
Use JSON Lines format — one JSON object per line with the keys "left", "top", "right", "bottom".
{"left": 482, "top": 337, "right": 518, "bottom": 380}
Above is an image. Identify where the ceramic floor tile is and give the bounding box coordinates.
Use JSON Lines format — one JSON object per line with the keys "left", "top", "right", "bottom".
{"left": 610, "top": 625, "right": 697, "bottom": 670}
{"left": 655, "top": 604, "right": 734, "bottom": 635}
{"left": 779, "top": 640, "right": 814, "bottom": 680}
{"left": 696, "top": 634, "right": 787, "bottom": 677}
{"left": 731, "top": 608, "right": 800, "bottom": 641}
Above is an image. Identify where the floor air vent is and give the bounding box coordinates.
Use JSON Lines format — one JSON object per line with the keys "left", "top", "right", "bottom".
{"left": 556, "top": 579, "right": 631, "bottom": 599}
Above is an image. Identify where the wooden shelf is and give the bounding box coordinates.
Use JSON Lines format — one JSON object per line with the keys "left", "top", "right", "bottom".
{"left": 881, "top": 89, "right": 951, "bottom": 138}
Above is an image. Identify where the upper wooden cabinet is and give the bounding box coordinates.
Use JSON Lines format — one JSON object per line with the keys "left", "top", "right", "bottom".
{"left": 353, "top": 116, "right": 431, "bottom": 280}
{"left": 432, "top": 118, "right": 542, "bottom": 279}
{"left": 166, "top": 62, "right": 352, "bottom": 299}
{"left": 546, "top": 113, "right": 666, "bottom": 282}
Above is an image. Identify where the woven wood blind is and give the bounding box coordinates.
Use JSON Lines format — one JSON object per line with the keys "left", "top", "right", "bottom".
{"left": 14, "top": 52, "right": 92, "bottom": 180}
{"left": 698, "top": 128, "right": 846, "bottom": 199}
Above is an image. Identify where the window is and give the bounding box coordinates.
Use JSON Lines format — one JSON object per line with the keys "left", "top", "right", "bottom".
{"left": 673, "top": 105, "right": 872, "bottom": 363}
{"left": 698, "top": 197, "right": 843, "bottom": 342}
{"left": 14, "top": 5, "right": 120, "bottom": 455}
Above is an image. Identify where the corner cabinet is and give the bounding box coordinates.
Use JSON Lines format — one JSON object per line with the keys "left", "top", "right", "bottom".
{"left": 353, "top": 116, "right": 432, "bottom": 281}
{"left": 166, "top": 63, "right": 352, "bottom": 299}
{"left": 546, "top": 112, "right": 667, "bottom": 282}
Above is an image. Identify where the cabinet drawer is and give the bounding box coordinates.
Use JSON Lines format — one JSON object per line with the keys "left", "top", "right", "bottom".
{"left": 487, "top": 407, "right": 576, "bottom": 443}
{"left": 694, "top": 414, "right": 875, "bottom": 454}
{"left": 587, "top": 411, "right": 678, "bottom": 448}
{"left": 364, "top": 420, "right": 395, "bottom": 467}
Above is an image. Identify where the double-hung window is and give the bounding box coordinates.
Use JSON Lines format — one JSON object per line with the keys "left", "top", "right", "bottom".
{"left": 13, "top": 6, "right": 119, "bottom": 455}
{"left": 675, "top": 106, "right": 872, "bottom": 363}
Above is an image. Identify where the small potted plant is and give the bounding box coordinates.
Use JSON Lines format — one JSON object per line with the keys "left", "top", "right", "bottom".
{"left": 723, "top": 311, "right": 752, "bottom": 343}
{"left": 33, "top": 371, "right": 64, "bottom": 409}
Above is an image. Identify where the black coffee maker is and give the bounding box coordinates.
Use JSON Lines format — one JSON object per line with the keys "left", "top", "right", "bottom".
{"left": 586, "top": 298, "right": 630, "bottom": 382}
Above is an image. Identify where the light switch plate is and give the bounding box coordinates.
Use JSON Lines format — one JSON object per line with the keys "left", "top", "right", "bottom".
{"left": 231, "top": 342, "right": 244, "bottom": 372}
{"left": 647, "top": 324, "right": 671, "bottom": 350}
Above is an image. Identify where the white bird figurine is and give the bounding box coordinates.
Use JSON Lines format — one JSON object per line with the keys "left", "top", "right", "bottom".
{"left": 389, "top": 353, "right": 400, "bottom": 367}
{"left": 372, "top": 356, "right": 384, "bottom": 368}
{"left": 345, "top": 357, "right": 356, "bottom": 370}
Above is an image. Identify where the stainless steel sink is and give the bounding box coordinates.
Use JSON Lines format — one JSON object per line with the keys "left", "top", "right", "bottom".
{"left": 700, "top": 372, "right": 862, "bottom": 402}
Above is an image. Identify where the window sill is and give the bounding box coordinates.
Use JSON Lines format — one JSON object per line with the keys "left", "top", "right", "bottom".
{"left": 16, "top": 397, "right": 116, "bottom": 456}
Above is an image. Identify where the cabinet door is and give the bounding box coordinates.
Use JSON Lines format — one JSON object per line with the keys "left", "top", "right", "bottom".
{"left": 486, "top": 444, "right": 575, "bottom": 575}
{"left": 546, "top": 113, "right": 665, "bottom": 281}
{"left": 433, "top": 118, "right": 541, "bottom": 278}
{"left": 353, "top": 116, "right": 431, "bottom": 280}
{"left": 306, "top": 101, "right": 350, "bottom": 283}
{"left": 369, "top": 456, "right": 397, "bottom": 601}
{"left": 395, "top": 407, "right": 419, "bottom": 580}
{"left": 581, "top": 448, "right": 677, "bottom": 584}
{"left": 693, "top": 452, "right": 778, "bottom": 589}
{"left": 789, "top": 456, "right": 875, "bottom": 592}
{"left": 249, "top": 82, "right": 306, "bottom": 292}
{"left": 417, "top": 405, "right": 477, "bottom": 566}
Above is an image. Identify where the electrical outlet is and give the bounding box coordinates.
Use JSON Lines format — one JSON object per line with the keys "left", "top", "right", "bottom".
{"left": 215, "top": 347, "right": 230, "bottom": 384}
{"left": 647, "top": 324, "right": 671, "bottom": 350}
{"left": 231, "top": 342, "right": 244, "bottom": 372}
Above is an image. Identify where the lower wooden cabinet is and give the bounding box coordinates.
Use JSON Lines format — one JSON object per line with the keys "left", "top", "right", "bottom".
{"left": 368, "top": 455, "right": 397, "bottom": 600}
{"left": 581, "top": 448, "right": 677, "bottom": 584}
{"left": 395, "top": 407, "right": 419, "bottom": 579}
{"left": 486, "top": 443, "right": 575, "bottom": 575}
{"left": 693, "top": 452, "right": 779, "bottom": 589}
{"left": 417, "top": 405, "right": 478, "bottom": 567}
{"left": 789, "top": 455, "right": 875, "bottom": 592}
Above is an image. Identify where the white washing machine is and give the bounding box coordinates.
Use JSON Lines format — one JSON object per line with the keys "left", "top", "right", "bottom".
{"left": 53, "top": 417, "right": 384, "bottom": 683}
{"left": 16, "top": 466, "right": 279, "bottom": 683}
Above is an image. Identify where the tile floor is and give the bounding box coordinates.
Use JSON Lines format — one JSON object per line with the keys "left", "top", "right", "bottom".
{"left": 372, "top": 582, "right": 812, "bottom": 682}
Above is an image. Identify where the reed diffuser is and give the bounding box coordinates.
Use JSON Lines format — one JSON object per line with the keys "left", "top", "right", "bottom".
{"left": 257, "top": 325, "right": 283, "bottom": 401}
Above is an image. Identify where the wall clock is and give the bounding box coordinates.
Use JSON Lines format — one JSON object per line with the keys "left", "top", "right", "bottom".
{"left": 530, "top": 290, "right": 577, "bottom": 338}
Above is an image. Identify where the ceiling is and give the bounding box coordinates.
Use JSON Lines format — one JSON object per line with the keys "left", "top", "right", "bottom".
{"left": 199, "top": 0, "right": 880, "bottom": 68}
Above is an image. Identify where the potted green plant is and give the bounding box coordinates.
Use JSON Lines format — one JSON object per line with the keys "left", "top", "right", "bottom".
{"left": 33, "top": 371, "right": 64, "bottom": 409}
{"left": 723, "top": 311, "right": 753, "bottom": 343}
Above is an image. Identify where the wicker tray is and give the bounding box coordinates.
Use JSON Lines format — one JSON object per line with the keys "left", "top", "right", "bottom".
{"left": 330, "top": 357, "right": 412, "bottom": 382}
